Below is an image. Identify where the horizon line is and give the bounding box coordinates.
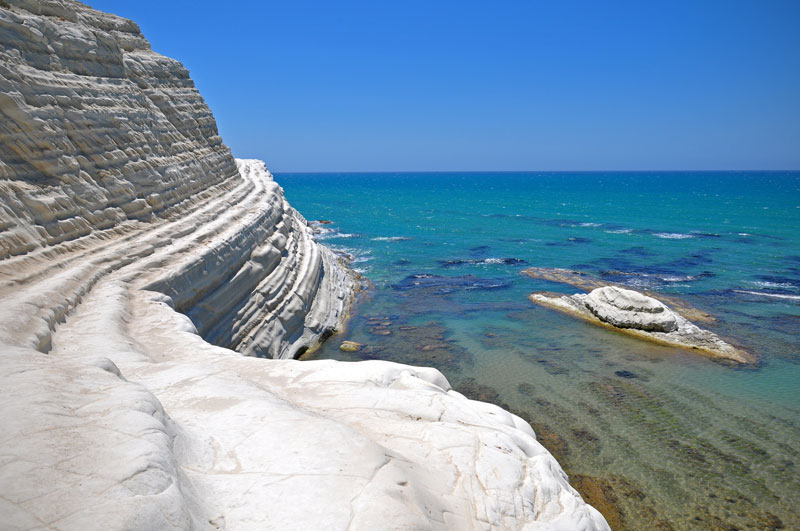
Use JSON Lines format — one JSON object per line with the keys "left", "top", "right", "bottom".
{"left": 269, "top": 168, "right": 800, "bottom": 175}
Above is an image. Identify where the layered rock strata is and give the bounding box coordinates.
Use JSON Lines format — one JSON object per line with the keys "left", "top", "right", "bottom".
{"left": 0, "top": 0, "right": 351, "bottom": 359}
{"left": 0, "top": 2, "right": 608, "bottom": 530}
{"left": 530, "top": 286, "right": 752, "bottom": 364}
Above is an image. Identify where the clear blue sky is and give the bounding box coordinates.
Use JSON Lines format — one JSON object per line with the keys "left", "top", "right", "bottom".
{"left": 88, "top": 0, "right": 800, "bottom": 171}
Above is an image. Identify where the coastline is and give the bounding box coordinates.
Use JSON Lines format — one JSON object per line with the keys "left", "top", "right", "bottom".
{"left": 2, "top": 1, "right": 798, "bottom": 529}
{"left": 0, "top": 2, "right": 608, "bottom": 529}
{"left": 283, "top": 170, "right": 800, "bottom": 529}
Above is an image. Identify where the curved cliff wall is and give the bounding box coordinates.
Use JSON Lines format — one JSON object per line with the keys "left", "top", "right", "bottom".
{"left": 0, "top": 0, "right": 352, "bottom": 359}
{"left": 0, "top": 2, "right": 608, "bottom": 530}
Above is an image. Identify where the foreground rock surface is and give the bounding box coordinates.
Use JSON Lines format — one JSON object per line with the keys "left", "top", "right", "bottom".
{"left": 530, "top": 286, "right": 752, "bottom": 364}
{"left": 0, "top": 2, "right": 608, "bottom": 530}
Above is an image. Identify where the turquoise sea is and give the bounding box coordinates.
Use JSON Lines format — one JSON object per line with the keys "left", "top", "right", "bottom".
{"left": 276, "top": 171, "right": 800, "bottom": 530}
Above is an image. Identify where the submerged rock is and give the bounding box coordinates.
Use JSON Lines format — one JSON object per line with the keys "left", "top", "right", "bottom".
{"left": 529, "top": 286, "right": 753, "bottom": 364}
{"left": 339, "top": 340, "right": 364, "bottom": 352}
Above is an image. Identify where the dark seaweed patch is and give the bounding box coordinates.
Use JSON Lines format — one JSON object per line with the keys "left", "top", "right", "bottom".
{"left": 535, "top": 359, "right": 570, "bottom": 376}
{"left": 619, "top": 246, "right": 657, "bottom": 258}
{"left": 392, "top": 274, "right": 512, "bottom": 294}
{"left": 456, "top": 377, "right": 502, "bottom": 403}
{"left": 437, "top": 258, "right": 528, "bottom": 268}
{"left": 574, "top": 248, "right": 720, "bottom": 287}
{"left": 339, "top": 320, "right": 472, "bottom": 372}
{"left": 667, "top": 439, "right": 708, "bottom": 464}
{"left": 661, "top": 249, "right": 717, "bottom": 269}
{"left": 572, "top": 428, "right": 600, "bottom": 445}
{"left": 468, "top": 245, "right": 491, "bottom": 257}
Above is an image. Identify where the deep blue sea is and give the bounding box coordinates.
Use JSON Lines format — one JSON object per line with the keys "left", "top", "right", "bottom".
{"left": 275, "top": 171, "right": 800, "bottom": 530}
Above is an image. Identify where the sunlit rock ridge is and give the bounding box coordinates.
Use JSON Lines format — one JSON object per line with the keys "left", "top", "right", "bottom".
{"left": 0, "top": 1, "right": 608, "bottom": 529}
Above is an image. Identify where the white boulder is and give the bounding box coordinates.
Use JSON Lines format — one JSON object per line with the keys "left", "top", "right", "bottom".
{"left": 582, "top": 286, "right": 679, "bottom": 332}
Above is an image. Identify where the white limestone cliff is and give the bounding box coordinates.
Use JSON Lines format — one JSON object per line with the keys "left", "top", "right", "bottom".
{"left": 0, "top": 1, "right": 609, "bottom": 529}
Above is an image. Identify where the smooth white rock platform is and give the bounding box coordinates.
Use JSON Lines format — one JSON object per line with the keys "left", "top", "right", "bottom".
{"left": 0, "top": 1, "right": 608, "bottom": 529}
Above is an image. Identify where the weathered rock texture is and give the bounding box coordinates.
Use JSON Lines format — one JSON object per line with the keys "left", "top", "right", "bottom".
{"left": 0, "top": 2, "right": 608, "bottom": 530}
{"left": 584, "top": 286, "right": 678, "bottom": 333}
{"left": 0, "top": 0, "right": 351, "bottom": 359}
{"left": 530, "top": 286, "right": 752, "bottom": 364}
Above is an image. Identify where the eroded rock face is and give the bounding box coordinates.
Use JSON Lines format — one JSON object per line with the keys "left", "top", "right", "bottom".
{"left": 583, "top": 286, "right": 679, "bottom": 333}
{"left": 0, "top": 0, "right": 235, "bottom": 258}
{"left": 0, "top": 0, "right": 353, "bottom": 360}
{"left": 0, "top": 2, "right": 609, "bottom": 529}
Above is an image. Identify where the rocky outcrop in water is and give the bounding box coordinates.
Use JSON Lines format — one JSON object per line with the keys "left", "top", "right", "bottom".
{"left": 584, "top": 286, "right": 679, "bottom": 332}
{"left": 530, "top": 286, "right": 752, "bottom": 363}
{"left": 0, "top": 1, "right": 607, "bottom": 529}
{"left": 522, "top": 267, "right": 715, "bottom": 323}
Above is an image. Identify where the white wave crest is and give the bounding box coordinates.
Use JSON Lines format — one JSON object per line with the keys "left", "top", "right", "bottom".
{"left": 749, "top": 281, "right": 797, "bottom": 290}
{"left": 734, "top": 290, "right": 800, "bottom": 301}
{"left": 317, "top": 231, "right": 359, "bottom": 240}
{"left": 654, "top": 232, "right": 694, "bottom": 239}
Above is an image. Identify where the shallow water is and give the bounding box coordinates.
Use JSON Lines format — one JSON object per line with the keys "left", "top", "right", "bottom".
{"left": 276, "top": 171, "right": 800, "bottom": 530}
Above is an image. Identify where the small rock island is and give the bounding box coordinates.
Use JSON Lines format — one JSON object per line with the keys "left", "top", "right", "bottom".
{"left": 530, "top": 286, "right": 753, "bottom": 364}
